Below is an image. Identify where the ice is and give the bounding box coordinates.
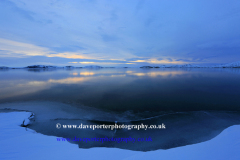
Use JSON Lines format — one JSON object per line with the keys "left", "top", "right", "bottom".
{"left": 1, "top": 111, "right": 240, "bottom": 160}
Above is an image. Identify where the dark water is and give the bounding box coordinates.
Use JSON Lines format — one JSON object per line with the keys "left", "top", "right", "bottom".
{"left": 1, "top": 68, "right": 240, "bottom": 113}
{"left": 1, "top": 68, "right": 240, "bottom": 151}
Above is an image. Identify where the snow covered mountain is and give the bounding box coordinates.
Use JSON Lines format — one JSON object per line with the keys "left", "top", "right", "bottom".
{"left": 213, "top": 61, "right": 240, "bottom": 68}
{"left": 179, "top": 64, "right": 201, "bottom": 68}
{"left": 140, "top": 62, "right": 240, "bottom": 68}
{"left": 141, "top": 64, "right": 201, "bottom": 68}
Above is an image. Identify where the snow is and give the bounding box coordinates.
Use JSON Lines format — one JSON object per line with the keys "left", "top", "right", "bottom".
{"left": 22, "top": 118, "right": 30, "bottom": 126}
{"left": 1, "top": 112, "right": 240, "bottom": 160}
{"left": 125, "top": 125, "right": 240, "bottom": 160}
{"left": 0, "top": 112, "right": 136, "bottom": 160}
{"left": 140, "top": 61, "right": 240, "bottom": 68}
{"left": 141, "top": 64, "right": 201, "bottom": 68}
{"left": 180, "top": 64, "right": 200, "bottom": 68}
{"left": 214, "top": 61, "right": 240, "bottom": 68}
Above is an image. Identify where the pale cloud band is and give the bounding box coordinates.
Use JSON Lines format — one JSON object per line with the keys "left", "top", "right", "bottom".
{"left": 0, "top": 38, "right": 187, "bottom": 66}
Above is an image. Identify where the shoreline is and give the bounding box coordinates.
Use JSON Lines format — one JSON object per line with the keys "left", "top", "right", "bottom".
{"left": 1, "top": 101, "right": 240, "bottom": 151}
{"left": 1, "top": 111, "right": 240, "bottom": 159}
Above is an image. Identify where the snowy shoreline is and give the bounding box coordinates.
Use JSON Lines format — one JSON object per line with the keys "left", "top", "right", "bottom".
{"left": 1, "top": 111, "right": 240, "bottom": 160}
{"left": 1, "top": 101, "right": 240, "bottom": 153}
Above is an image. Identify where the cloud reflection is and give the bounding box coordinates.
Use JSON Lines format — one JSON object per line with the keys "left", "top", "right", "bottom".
{"left": 71, "top": 72, "right": 78, "bottom": 76}
{"left": 0, "top": 69, "right": 187, "bottom": 100}
{"left": 126, "top": 71, "right": 186, "bottom": 77}
{"left": 48, "top": 77, "right": 92, "bottom": 84}
{"left": 79, "top": 72, "right": 95, "bottom": 76}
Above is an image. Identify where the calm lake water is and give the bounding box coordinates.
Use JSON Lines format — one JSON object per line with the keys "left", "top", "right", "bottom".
{"left": 1, "top": 68, "right": 240, "bottom": 151}
{"left": 0, "top": 68, "right": 240, "bottom": 113}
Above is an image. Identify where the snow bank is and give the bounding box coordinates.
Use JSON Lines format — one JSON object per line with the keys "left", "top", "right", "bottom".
{"left": 1, "top": 112, "right": 240, "bottom": 160}
{"left": 0, "top": 112, "right": 135, "bottom": 160}
{"left": 125, "top": 125, "right": 240, "bottom": 160}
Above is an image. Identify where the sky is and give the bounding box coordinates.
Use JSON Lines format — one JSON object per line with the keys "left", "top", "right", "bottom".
{"left": 0, "top": 0, "right": 240, "bottom": 67}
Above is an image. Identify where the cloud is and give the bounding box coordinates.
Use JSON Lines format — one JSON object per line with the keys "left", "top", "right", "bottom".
{"left": 129, "top": 58, "right": 187, "bottom": 64}
{"left": 47, "top": 52, "right": 91, "bottom": 59}
{"left": 0, "top": 0, "right": 36, "bottom": 21}
{"left": 79, "top": 62, "right": 95, "bottom": 64}
{"left": 0, "top": 38, "right": 50, "bottom": 57}
{"left": 101, "top": 34, "right": 119, "bottom": 42}
{"left": 1, "top": 0, "right": 240, "bottom": 66}
{"left": 129, "top": 60, "right": 147, "bottom": 63}
{"left": 147, "top": 59, "right": 186, "bottom": 64}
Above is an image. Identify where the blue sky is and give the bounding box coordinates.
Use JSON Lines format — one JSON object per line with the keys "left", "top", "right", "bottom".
{"left": 0, "top": 0, "right": 240, "bottom": 67}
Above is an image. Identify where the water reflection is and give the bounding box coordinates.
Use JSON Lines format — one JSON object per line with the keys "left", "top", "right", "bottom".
{"left": 0, "top": 68, "right": 240, "bottom": 112}
{"left": 79, "top": 72, "right": 95, "bottom": 76}
{"left": 71, "top": 72, "right": 78, "bottom": 76}
{"left": 126, "top": 71, "right": 186, "bottom": 77}
{"left": 48, "top": 77, "right": 92, "bottom": 84}
{"left": 1, "top": 68, "right": 240, "bottom": 151}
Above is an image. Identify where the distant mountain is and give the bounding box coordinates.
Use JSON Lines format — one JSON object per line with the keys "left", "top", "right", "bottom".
{"left": 213, "top": 61, "right": 240, "bottom": 68}
{"left": 64, "top": 66, "right": 75, "bottom": 69}
{"left": 1, "top": 62, "right": 240, "bottom": 69}
{"left": 141, "top": 64, "right": 201, "bottom": 68}
{"left": 179, "top": 64, "right": 201, "bottom": 68}
{"left": 0, "top": 66, "right": 9, "bottom": 69}
{"left": 17, "top": 65, "right": 104, "bottom": 69}
{"left": 83, "top": 65, "right": 103, "bottom": 68}
{"left": 26, "top": 65, "right": 57, "bottom": 69}
{"left": 140, "top": 66, "right": 154, "bottom": 68}
{"left": 140, "top": 62, "right": 240, "bottom": 68}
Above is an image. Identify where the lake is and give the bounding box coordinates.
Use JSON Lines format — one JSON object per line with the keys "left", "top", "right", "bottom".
{"left": 1, "top": 68, "right": 240, "bottom": 151}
